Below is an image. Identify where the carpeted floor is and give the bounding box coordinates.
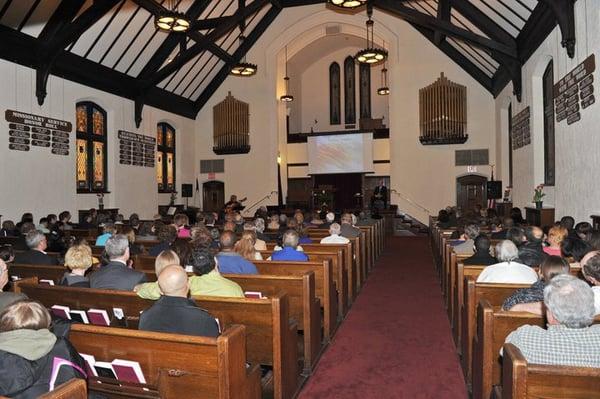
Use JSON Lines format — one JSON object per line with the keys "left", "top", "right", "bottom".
{"left": 298, "top": 236, "right": 468, "bottom": 399}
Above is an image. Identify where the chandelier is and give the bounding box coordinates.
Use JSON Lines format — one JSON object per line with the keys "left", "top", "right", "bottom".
{"left": 155, "top": 0, "right": 190, "bottom": 33}
{"left": 231, "top": 34, "right": 257, "bottom": 77}
{"left": 377, "top": 55, "right": 389, "bottom": 95}
{"left": 280, "top": 46, "right": 294, "bottom": 102}
{"left": 355, "top": 10, "right": 387, "bottom": 65}
{"left": 328, "top": 0, "right": 367, "bottom": 9}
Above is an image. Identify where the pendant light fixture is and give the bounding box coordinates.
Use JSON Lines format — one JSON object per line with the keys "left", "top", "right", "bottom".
{"left": 355, "top": 7, "right": 387, "bottom": 65}
{"left": 231, "top": 20, "right": 257, "bottom": 77}
{"left": 155, "top": 0, "right": 190, "bottom": 33}
{"left": 280, "top": 46, "right": 294, "bottom": 102}
{"left": 377, "top": 44, "right": 390, "bottom": 95}
{"left": 328, "top": 0, "right": 367, "bottom": 9}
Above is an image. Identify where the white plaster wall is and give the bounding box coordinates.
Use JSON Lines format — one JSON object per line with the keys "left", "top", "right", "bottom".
{"left": 495, "top": 0, "right": 600, "bottom": 222}
{"left": 0, "top": 60, "right": 195, "bottom": 221}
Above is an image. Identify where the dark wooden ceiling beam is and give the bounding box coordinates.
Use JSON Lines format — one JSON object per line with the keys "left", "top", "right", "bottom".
{"left": 540, "top": 0, "right": 576, "bottom": 58}
{"left": 194, "top": 4, "right": 281, "bottom": 113}
{"left": 434, "top": 0, "right": 451, "bottom": 46}
{"left": 448, "top": 0, "right": 515, "bottom": 46}
{"left": 374, "top": 0, "right": 517, "bottom": 58}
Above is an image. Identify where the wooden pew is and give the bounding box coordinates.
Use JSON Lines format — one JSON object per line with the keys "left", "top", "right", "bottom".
{"left": 472, "top": 301, "right": 545, "bottom": 399}
{"left": 69, "top": 324, "right": 261, "bottom": 399}
{"left": 496, "top": 343, "right": 600, "bottom": 399}
{"left": 9, "top": 264, "right": 65, "bottom": 283}
{"left": 254, "top": 260, "right": 338, "bottom": 341}
{"left": 39, "top": 379, "right": 87, "bottom": 399}
{"left": 454, "top": 264, "right": 486, "bottom": 351}
{"left": 15, "top": 283, "right": 300, "bottom": 399}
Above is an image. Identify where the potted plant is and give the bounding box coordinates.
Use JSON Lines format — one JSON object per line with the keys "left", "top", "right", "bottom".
{"left": 532, "top": 184, "right": 545, "bottom": 209}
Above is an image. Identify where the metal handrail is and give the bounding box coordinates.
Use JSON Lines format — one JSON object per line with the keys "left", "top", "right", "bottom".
{"left": 390, "top": 189, "right": 432, "bottom": 214}
{"left": 243, "top": 191, "right": 278, "bottom": 215}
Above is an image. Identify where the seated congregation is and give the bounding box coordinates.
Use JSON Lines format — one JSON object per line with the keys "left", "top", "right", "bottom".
{"left": 433, "top": 207, "right": 600, "bottom": 398}
{"left": 0, "top": 207, "right": 382, "bottom": 398}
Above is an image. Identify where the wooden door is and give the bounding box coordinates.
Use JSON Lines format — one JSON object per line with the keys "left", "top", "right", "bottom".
{"left": 456, "top": 175, "right": 487, "bottom": 213}
{"left": 203, "top": 181, "right": 224, "bottom": 212}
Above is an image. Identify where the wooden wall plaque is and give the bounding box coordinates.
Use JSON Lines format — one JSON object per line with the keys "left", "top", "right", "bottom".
{"left": 5, "top": 109, "right": 71, "bottom": 155}
{"left": 553, "top": 54, "right": 596, "bottom": 125}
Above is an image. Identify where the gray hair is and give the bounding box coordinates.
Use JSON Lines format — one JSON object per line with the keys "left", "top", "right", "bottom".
{"left": 329, "top": 223, "right": 341, "bottom": 235}
{"left": 279, "top": 214, "right": 288, "bottom": 223}
{"left": 464, "top": 224, "right": 481, "bottom": 239}
{"left": 243, "top": 222, "right": 256, "bottom": 232}
{"left": 25, "top": 230, "right": 45, "bottom": 249}
{"left": 326, "top": 212, "right": 335, "bottom": 223}
{"left": 544, "top": 274, "right": 595, "bottom": 328}
{"left": 254, "top": 218, "right": 265, "bottom": 233}
{"left": 282, "top": 229, "right": 299, "bottom": 248}
{"left": 495, "top": 240, "right": 519, "bottom": 262}
{"left": 105, "top": 234, "right": 129, "bottom": 259}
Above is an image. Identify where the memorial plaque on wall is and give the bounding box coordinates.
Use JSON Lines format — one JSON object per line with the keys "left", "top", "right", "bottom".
{"left": 511, "top": 107, "right": 530, "bottom": 150}
{"left": 553, "top": 54, "right": 596, "bottom": 125}
{"left": 5, "top": 110, "right": 71, "bottom": 154}
{"left": 118, "top": 130, "right": 155, "bottom": 167}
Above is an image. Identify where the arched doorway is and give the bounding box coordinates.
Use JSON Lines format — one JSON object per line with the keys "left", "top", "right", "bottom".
{"left": 203, "top": 181, "right": 224, "bottom": 212}
{"left": 456, "top": 175, "right": 487, "bottom": 212}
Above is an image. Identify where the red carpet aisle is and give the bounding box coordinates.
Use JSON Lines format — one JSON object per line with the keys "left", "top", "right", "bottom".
{"left": 298, "top": 237, "right": 467, "bottom": 399}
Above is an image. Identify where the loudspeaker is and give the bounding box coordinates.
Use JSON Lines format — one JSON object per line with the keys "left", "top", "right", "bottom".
{"left": 487, "top": 181, "right": 502, "bottom": 199}
{"left": 181, "top": 184, "right": 193, "bottom": 198}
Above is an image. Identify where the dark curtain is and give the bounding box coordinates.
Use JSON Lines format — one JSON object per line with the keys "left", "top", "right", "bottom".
{"left": 314, "top": 173, "right": 362, "bottom": 210}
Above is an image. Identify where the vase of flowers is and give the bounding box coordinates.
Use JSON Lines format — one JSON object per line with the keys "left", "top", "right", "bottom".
{"left": 532, "top": 184, "right": 545, "bottom": 209}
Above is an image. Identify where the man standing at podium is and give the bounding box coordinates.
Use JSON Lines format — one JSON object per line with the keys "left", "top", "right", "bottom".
{"left": 372, "top": 179, "right": 387, "bottom": 209}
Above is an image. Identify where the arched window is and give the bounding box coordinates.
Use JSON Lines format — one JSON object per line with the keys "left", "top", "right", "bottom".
{"left": 329, "top": 62, "right": 341, "bottom": 125}
{"left": 157, "top": 122, "right": 176, "bottom": 192}
{"left": 508, "top": 103, "right": 513, "bottom": 187}
{"left": 76, "top": 102, "right": 107, "bottom": 192}
{"left": 542, "top": 60, "right": 555, "bottom": 185}
{"left": 344, "top": 56, "right": 356, "bottom": 125}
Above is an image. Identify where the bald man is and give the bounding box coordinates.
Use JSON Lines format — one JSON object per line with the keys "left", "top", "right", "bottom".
{"left": 138, "top": 265, "right": 219, "bottom": 337}
{"left": 216, "top": 231, "right": 258, "bottom": 274}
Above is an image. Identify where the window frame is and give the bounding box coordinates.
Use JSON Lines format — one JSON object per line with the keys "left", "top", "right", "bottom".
{"left": 157, "top": 122, "right": 176, "bottom": 193}
{"left": 76, "top": 101, "right": 108, "bottom": 194}
{"left": 542, "top": 60, "right": 555, "bottom": 186}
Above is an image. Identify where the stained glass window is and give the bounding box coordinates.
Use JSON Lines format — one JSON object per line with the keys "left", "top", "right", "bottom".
{"left": 157, "top": 122, "right": 176, "bottom": 192}
{"left": 76, "top": 102, "right": 107, "bottom": 192}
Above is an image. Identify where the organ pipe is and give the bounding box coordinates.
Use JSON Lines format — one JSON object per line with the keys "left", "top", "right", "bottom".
{"left": 213, "top": 92, "right": 251, "bottom": 154}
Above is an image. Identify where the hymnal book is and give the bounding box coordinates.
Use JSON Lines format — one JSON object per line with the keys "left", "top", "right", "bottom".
{"left": 87, "top": 309, "right": 110, "bottom": 326}
{"left": 93, "top": 362, "right": 117, "bottom": 379}
{"left": 244, "top": 291, "right": 263, "bottom": 299}
{"left": 51, "top": 305, "right": 70, "bottom": 320}
{"left": 68, "top": 310, "right": 89, "bottom": 324}
{"left": 39, "top": 279, "right": 55, "bottom": 286}
{"left": 112, "top": 359, "right": 146, "bottom": 384}
{"left": 80, "top": 353, "right": 97, "bottom": 377}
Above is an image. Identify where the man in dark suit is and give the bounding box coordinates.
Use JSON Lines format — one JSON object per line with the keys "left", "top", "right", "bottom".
{"left": 463, "top": 234, "right": 498, "bottom": 265}
{"left": 89, "top": 234, "right": 147, "bottom": 291}
{"left": 491, "top": 218, "right": 514, "bottom": 239}
{"left": 371, "top": 179, "right": 388, "bottom": 209}
{"left": 139, "top": 265, "right": 219, "bottom": 337}
{"left": 340, "top": 213, "right": 360, "bottom": 239}
{"left": 13, "top": 230, "right": 58, "bottom": 265}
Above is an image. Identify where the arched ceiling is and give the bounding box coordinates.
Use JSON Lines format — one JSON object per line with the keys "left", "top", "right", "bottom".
{"left": 0, "top": 0, "right": 574, "bottom": 123}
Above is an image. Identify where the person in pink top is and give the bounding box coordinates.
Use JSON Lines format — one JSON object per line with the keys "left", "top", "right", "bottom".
{"left": 174, "top": 213, "right": 191, "bottom": 238}
{"left": 543, "top": 225, "right": 567, "bottom": 257}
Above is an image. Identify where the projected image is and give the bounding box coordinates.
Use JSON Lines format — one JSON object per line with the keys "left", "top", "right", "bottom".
{"left": 308, "top": 133, "right": 374, "bottom": 174}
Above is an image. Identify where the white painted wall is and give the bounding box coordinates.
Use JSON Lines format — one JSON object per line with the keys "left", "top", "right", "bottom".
{"left": 0, "top": 60, "right": 195, "bottom": 222}
{"left": 495, "top": 0, "right": 600, "bottom": 223}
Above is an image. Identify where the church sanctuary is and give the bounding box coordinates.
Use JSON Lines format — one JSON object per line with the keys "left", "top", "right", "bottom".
{"left": 2, "top": 0, "right": 600, "bottom": 397}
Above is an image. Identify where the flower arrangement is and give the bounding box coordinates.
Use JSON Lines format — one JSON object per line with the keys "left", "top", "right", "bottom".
{"left": 532, "top": 184, "right": 545, "bottom": 203}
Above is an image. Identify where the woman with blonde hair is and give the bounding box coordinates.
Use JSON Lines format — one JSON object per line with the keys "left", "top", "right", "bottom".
{"left": 59, "top": 244, "right": 93, "bottom": 287}
{"left": 134, "top": 250, "right": 181, "bottom": 298}
{"left": 234, "top": 231, "right": 263, "bottom": 261}
{"left": 544, "top": 225, "right": 568, "bottom": 256}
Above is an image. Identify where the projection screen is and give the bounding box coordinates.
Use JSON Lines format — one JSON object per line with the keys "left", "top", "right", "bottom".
{"left": 307, "top": 133, "right": 374, "bottom": 175}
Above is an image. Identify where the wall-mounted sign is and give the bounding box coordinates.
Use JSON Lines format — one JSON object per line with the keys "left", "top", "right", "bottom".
{"left": 553, "top": 54, "right": 596, "bottom": 125}
{"left": 511, "top": 106, "right": 530, "bottom": 150}
{"left": 118, "top": 130, "right": 155, "bottom": 167}
{"left": 5, "top": 110, "right": 71, "bottom": 155}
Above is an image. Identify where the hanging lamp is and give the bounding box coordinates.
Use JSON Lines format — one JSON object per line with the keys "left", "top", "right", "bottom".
{"left": 155, "top": 0, "right": 190, "bottom": 33}
{"left": 280, "top": 46, "right": 294, "bottom": 102}
{"left": 355, "top": 8, "right": 387, "bottom": 65}
{"left": 377, "top": 46, "right": 390, "bottom": 96}
{"left": 328, "top": 0, "right": 367, "bottom": 9}
{"left": 231, "top": 31, "right": 257, "bottom": 77}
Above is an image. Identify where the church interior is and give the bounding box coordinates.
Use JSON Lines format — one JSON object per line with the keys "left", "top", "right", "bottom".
{"left": 0, "top": 0, "right": 599, "bottom": 397}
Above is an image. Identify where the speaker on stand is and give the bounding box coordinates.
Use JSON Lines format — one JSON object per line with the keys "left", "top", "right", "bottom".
{"left": 181, "top": 184, "right": 193, "bottom": 209}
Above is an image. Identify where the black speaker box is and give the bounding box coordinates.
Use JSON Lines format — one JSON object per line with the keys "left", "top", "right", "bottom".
{"left": 181, "top": 184, "right": 193, "bottom": 198}
{"left": 487, "top": 181, "right": 502, "bottom": 199}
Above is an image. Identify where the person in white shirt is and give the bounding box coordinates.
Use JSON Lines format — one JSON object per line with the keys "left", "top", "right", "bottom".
{"left": 320, "top": 223, "right": 350, "bottom": 244}
{"left": 580, "top": 250, "right": 600, "bottom": 315}
{"left": 477, "top": 240, "right": 538, "bottom": 284}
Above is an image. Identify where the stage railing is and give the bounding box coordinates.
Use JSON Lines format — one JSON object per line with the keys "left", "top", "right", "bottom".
{"left": 390, "top": 189, "right": 431, "bottom": 215}
{"left": 243, "top": 191, "right": 278, "bottom": 216}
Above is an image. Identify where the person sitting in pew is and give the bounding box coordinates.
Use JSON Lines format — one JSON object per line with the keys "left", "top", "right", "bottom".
{"left": 477, "top": 240, "right": 538, "bottom": 284}
{"left": 267, "top": 214, "right": 280, "bottom": 232}
{"left": 463, "top": 234, "right": 497, "bottom": 265}
{"left": 561, "top": 237, "right": 592, "bottom": 267}
{"left": 135, "top": 221, "right": 157, "bottom": 241}
{"left": 518, "top": 226, "right": 548, "bottom": 267}
{"left": 506, "top": 226, "right": 526, "bottom": 248}
{"left": 94, "top": 223, "right": 116, "bottom": 247}
{"left": 244, "top": 222, "right": 266, "bottom": 251}
{"left": 581, "top": 251, "right": 600, "bottom": 315}
{"left": 13, "top": 230, "right": 59, "bottom": 266}
{"left": 503, "top": 274, "right": 600, "bottom": 367}
{"left": 452, "top": 224, "right": 479, "bottom": 255}
{"left": 89, "top": 235, "right": 147, "bottom": 291}
{"left": 0, "top": 220, "right": 17, "bottom": 237}
{"left": 173, "top": 213, "right": 191, "bottom": 238}
{"left": 0, "top": 300, "right": 86, "bottom": 397}
{"left": 491, "top": 217, "right": 514, "bottom": 240}
{"left": 235, "top": 231, "right": 263, "bottom": 261}
{"left": 59, "top": 244, "right": 93, "bottom": 288}
{"left": 216, "top": 231, "right": 258, "bottom": 275}
{"left": 0, "top": 259, "right": 26, "bottom": 312}
{"left": 0, "top": 245, "right": 14, "bottom": 263}
{"left": 139, "top": 265, "right": 220, "bottom": 337}
{"left": 340, "top": 213, "right": 360, "bottom": 239}
{"left": 319, "top": 212, "right": 336, "bottom": 230}
{"left": 575, "top": 221, "right": 593, "bottom": 242}
{"left": 502, "top": 256, "right": 570, "bottom": 312}
{"left": 271, "top": 230, "right": 309, "bottom": 262}
{"left": 320, "top": 223, "right": 350, "bottom": 244}
{"left": 148, "top": 225, "right": 178, "bottom": 257}
{"left": 36, "top": 217, "right": 50, "bottom": 234}
{"left": 188, "top": 246, "right": 244, "bottom": 298}
{"left": 543, "top": 226, "right": 568, "bottom": 257}
{"left": 253, "top": 218, "right": 269, "bottom": 245}
{"left": 134, "top": 250, "right": 180, "bottom": 297}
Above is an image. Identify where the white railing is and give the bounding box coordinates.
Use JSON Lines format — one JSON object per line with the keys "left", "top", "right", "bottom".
{"left": 390, "top": 189, "right": 432, "bottom": 215}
